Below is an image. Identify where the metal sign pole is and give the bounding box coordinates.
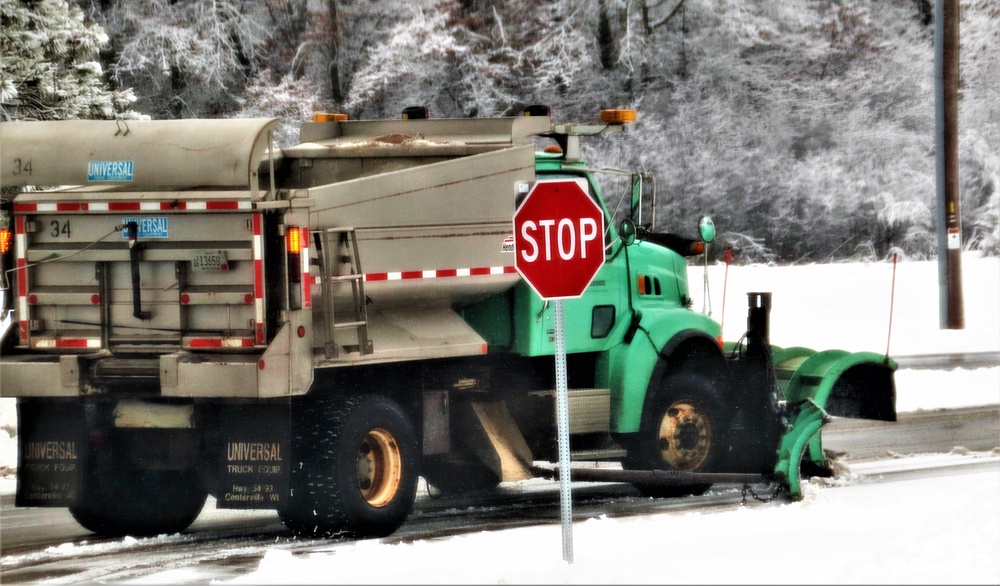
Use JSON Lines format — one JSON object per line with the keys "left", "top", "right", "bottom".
{"left": 553, "top": 299, "right": 573, "bottom": 563}
{"left": 513, "top": 178, "right": 603, "bottom": 565}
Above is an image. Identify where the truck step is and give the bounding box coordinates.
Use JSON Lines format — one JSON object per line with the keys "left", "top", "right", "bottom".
{"left": 570, "top": 448, "right": 628, "bottom": 461}
{"left": 90, "top": 358, "right": 160, "bottom": 381}
{"left": 330, "top": 273, "right": 363, "bottom": 282}
{"left": 528, "top": 388, "right": 612, "bottom": 434}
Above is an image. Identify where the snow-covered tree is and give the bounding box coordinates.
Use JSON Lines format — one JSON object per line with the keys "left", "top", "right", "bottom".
{"left": 341, "top": 2, "right": 474, "bottom": 118}
{"left": 341, "top": 0, "right": 593, "bottom": 119}
{"left": 957, "top": 0, "right": 1000, "bottom": 256}
{"left": 234, "top": 69, "right": 319, "bottom": 146}
{"left": 90, "top": 0, "right": 270, "bottom": 118}
{"left": 286, "top": 0, "right": 417, "bottom": 108}
{"left": 0, "top": 0, "right": 138, "bottom": 121}
{"left": 4, "top": 0, "right": 997, "bottom": 260}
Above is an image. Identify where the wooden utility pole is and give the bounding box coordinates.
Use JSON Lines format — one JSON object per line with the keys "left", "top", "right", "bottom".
{"left": 935, "top": 0, "right": 964, "bottom": 329}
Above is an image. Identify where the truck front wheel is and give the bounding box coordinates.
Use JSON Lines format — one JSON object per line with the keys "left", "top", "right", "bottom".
{"left": 626, "top": 372, "right": 728, "bottom": 498}
{"left": 280, "top": 395, "right": 419, "bottom": 538}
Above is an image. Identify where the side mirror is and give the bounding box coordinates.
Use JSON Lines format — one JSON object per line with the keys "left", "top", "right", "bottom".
{"left": 698, "top": 216, "right": 716, "bottom": 244}
{"left": 619, "top": 218, "right": 637, "bottom": 246}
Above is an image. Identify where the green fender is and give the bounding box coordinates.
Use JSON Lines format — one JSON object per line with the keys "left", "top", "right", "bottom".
{"left": 771, "top": 347, "right": 897, "bottom": 498}
{"left": 602, "top": 309, "right": 722, "bottom": 434}
{"left": 602, "top": 334, "right": 660, "bottom": 434}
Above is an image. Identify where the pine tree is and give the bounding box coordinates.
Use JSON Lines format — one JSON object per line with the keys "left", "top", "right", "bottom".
{"left": 0, "top": 0, "right": 138, "bottom": 121}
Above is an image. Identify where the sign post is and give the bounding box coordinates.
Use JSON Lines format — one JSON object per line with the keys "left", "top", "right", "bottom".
{"left": 513, "top": 179, "right": 605, "bottom": 563}
{"left": 552, "top": 298, "right": 572, "bottom": 562}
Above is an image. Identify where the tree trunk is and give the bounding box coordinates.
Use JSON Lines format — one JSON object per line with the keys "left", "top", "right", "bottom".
{"left": 328, "top": 0, "right": 343, "bottom": 103}
{"left": 598, "top": 0, "right": 617, "bottom": 70}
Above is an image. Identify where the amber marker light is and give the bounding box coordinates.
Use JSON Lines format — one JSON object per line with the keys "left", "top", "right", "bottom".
{"left": 312, "top": 113, "right": 348, "bottom": 122}
{"left": 286, "top": 227, "right": 302, "bottom": 254}
{"left": 600, "top": 109, "right": 637, "bottom": 124}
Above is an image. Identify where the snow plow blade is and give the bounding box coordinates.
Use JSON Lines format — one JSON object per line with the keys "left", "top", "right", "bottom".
{"left": 771, "top": 347, "right": 897, "bottom": 498}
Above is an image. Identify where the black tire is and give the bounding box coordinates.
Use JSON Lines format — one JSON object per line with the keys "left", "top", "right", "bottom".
{"left": 70, "top": 449, "right": 207, "bottom": 537}
{"left": 280, "top": 395, "right": 419, "bottom": 539}
{"left": 626, "top": 372, "right": 728, "bottom": 498}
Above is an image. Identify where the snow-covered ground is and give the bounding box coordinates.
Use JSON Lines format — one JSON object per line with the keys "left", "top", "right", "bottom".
{"left": 1, "top": 254, "right": 998, "bottom": 584}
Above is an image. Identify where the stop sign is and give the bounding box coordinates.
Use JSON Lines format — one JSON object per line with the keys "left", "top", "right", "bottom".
{"left": 513, "top": 179, "right": 606, "bottom": 299}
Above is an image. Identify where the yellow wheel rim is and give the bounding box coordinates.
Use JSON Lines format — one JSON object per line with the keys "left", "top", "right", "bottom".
{"left": 356, "top": 428, "right": 403, "bottom": 508}
{"left": 656, "top": 400, "right": 712, "bottom": 471}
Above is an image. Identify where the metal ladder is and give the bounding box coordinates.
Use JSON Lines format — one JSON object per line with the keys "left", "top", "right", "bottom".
{"left": 319, "top": 228, "right": 372, "bottom": 358}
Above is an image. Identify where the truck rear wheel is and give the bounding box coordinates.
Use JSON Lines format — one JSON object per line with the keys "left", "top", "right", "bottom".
{"left": 70, "top": 449, "right": 207, "bottom": 537}
{"left": 280, "top": 395, "right": 419, "bottom": 538}
{"left": 626, "top": 372, "right": 728, "bottom": 498}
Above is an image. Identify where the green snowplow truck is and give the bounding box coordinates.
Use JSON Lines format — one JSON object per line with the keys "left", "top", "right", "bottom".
{"left": 0, "top": 108, "right": 895, "bottom": 538}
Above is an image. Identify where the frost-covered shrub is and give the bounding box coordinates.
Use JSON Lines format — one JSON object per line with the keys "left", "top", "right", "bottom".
{"left": 0, "top": 0, "right": 139, "bottom": 121}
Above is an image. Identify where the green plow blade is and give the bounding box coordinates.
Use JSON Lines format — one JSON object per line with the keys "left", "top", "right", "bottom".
{"left": 774, "top": 398, "right": 828, "bottom": 499}
{"left": 770, "top": 347, "right": 898, "bottom": 498}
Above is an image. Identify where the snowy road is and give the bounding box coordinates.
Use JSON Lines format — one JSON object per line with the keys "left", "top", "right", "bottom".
{"left": 1, "top": 402, "right": 996, "bottom": 584}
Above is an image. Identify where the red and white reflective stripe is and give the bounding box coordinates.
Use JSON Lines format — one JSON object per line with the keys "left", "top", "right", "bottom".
{"left": 363, "top": 265, "right": 516, "bottom": 282}
{"left": 32, "top": 338, "right": 102, "bottom": 349}
{"left": 166, "top": 201, "right": 251, "bottom": 211}
{"left": 187, "top": 337, "right": 255, "bottom": 349}
{"left": 298, "top": 227, "right": 311, "bottom": 309}
{"left": 85, "top": 202, "right": 161, "bottom": 212}
{"left": 252, "top": 213, "right": 266, "bottom": 344}
{"left": 13, "top": 202, "right": 86, "bottom": 212}
{"left": 15, "top": 216, "right": 29, "bottom": 343}
{"left": 13, "top": 200, "right": 252, "bottom": 213}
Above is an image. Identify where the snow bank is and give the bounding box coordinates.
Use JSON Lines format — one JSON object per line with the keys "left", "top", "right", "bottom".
{"left": 219, "top": 467, "right": 1000, "bottom": 585}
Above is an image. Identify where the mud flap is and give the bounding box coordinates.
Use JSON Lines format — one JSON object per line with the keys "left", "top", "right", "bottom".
{"left": 15, "top": 401, "right": 86, "bottom": 507}
{"left": 217, "top": 403, "right": 290, "bottom": 509}
{"left": 772, "top": 348, "right": 897, "bottom": 498}
{"left": 454, "top": 400, "right": 534, "bottom": 482}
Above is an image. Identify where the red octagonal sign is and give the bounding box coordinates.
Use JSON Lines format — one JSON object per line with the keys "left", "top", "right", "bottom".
{"left": 514, "top": 179, "right": 606, "bottom": 300}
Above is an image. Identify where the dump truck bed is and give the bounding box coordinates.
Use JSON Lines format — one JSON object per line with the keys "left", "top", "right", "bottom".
{"left": 0, "top": 115, "right": 549, "bottom": 389}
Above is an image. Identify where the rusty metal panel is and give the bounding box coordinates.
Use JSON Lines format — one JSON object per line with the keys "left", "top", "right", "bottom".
{"left": 422, "top": 390, "right": 450, "bottom": 455}
{"left": 567, "top": 388, "right": 611, "bottom": 434}
{"left": 113, "top": 400, "right": 194, "bottom": 429}
{"left": 297, "top": 115, "right": 552, "bottom": 146}
{"left": 160, "top": 354, "right": 259, "bottom": 398}
{"left": 531, "top": 388, "right": 612, "bottom": 434}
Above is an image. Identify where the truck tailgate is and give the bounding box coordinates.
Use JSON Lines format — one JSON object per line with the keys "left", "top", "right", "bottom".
{"left": 11, "top": 193, "right": 265, "bottom": 353}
